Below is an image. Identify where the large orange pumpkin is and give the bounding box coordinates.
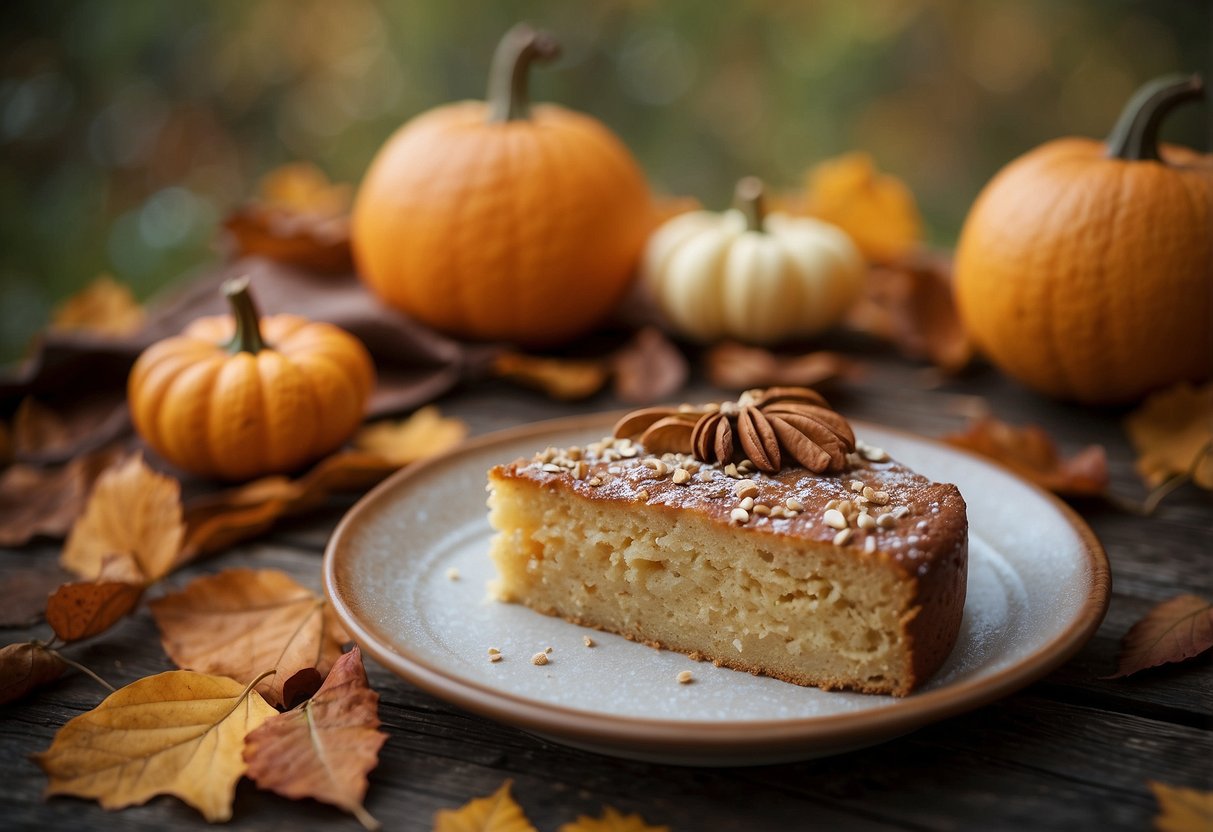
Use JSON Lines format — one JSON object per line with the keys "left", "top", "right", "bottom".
{"left": 128, "top": 277, "right": 375, "bottom": 481}
{"left": 352, "top": 24, "right": 654, "bottom": 346}
{"left": 955, "top": 74, "right": 1212, "bottom": 404}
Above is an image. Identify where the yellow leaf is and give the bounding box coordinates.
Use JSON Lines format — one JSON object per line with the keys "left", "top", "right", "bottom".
{"left": 803, "top": 152, "right": 922, "bottom": 264}
{"left": 559, "top": 806, "right": 671, "bottom": 832}
{"left": 1125, "top": 382, "right": 1213, "bottom": 490}
{"left": 354, "top": 406, "right": 468, "bottom": 466}
{"left": 149, "top": 568, "right": 348, "bottom": 708}
{"left": 259, "top": 162, "right": 351, "bottom": 216}
{"left": 433, "top": 780, "right": 537, "bottom": 832}
{"left": 61, "top": 454, "right": 184, "bottom": 584}
{"left": 51, "top": 275, "right": 144, "bottom": 337}
{"left": 34, "top": 670, "right": 277, "bottom": 822}
{"left": 1150, "top": 781, "right": 1213, "bottom": 832}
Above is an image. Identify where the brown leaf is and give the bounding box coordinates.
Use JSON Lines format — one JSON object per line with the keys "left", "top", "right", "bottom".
{"left": 244, "top": 648, "right": 386, "bottom": 830}
{"left": 1107, "top": 595, "right": 1213, "bottom": 678}
{"left": 0, "top": 642, "right": 67, "bottom": 705}
{"left": 50, "top": 274, "right": 145, "bottom": 337}
{"left": 224, "top": 163, "right": 353, "bottom": 272}
{"left": 848, "top": 255, "right": 973, "bottom": 373}
{"left": 612, "top": 327, "right": 689, "bottom": 404}
{"left": 149, "top": 568, "right": 349, "bottom": 708}
{"left": 0, "top": 563, "right": 74, "bottom": 628}
{"left": 353, "top": 406, "right": 469, "bottom": 465}
{"left": 61, "top": 453, "right": 185, "bottom": 584}
{"left": 433, "top": 781, "right": 537, "bottom": 832}
{"left": 1150, "top": 781, "right": 1213, "bottom": 832}
{"left": 799, "top": 152, "right": 923, "bottom": 264}
{"left": 34, "top": 670, "right": 277, "bottom": 822}
{"left": 943, "top": 416, "right": 1109, "bottom": 497}
{"left": 493, "top": 352, "right": 609, "bottom": 401}
{"left": 181, "top": 475, "right": 304, "bottom": 561}
{"left": 1125, "top": 382, "right": 1213, "bottom": 491}
{"left": 705, "top": 342, "right": 859, "bottom": 391}
{"left": 559, "top": 806, "right": 671, "bottom": 832}
{"left": 11, "top": 398, "right": 74, "bottom": 456}
{"left": 46, "top": 580, "right": 143, "bottom": 643}
{"left": 281, "top": 667, "right": 324, "bottom": 710}
{"left": 0, "top": 447, "right": 123, "bottom": 547}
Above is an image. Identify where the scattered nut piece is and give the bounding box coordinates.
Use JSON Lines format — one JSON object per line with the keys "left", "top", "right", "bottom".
{"left": 785, "top": 498, "right": 804, "bottom": 512}
{"left": 823, "top": 508, "right": 848, "bottom": 529}
{"left": 877, "top": 513, "right": 896, "bottom": 528}
{"left": 677, "top": 670, "right": 694, "bottom": 684}
{"left": 724, "top": 463, "right": 740, "bottom": 478}
{"left": 698, "top": 470, "right": 714, "bottom": 482}
{"left": 531, "top": 652, "right": 549, "bottom": 666}
{"left": 587, "top": 476, "right": 603, "bottom": 487}
{"left": 833, "top": 528, "right": 854, "bottom": 546}
{"left": 739, "top": 496, "right": 755, "bottom": 511}
{"left": 730, "top": 508, "right": 750, "bottom": 525}
{"left": 672, "top": 468, "right": 691, "bottom": 484}
{"left": 735, "top": 480, "right": 759, "bottom": 500}
{"left": 489, "top": 654, "right": 503, "bottom": 663}
{"left": 857, "top": 513, "right": 877, "bottom": 530}
{"left": 849, "top": 480, "right": 865, "bottom": 493}
{"left": 446, "top": 567, "right": 460, "bottom": 581}
{"left": 753, "top": 503, "right": 771, "bottom": 516}
{"left": 583, "top": 636, "right": 595, "bottom": 648}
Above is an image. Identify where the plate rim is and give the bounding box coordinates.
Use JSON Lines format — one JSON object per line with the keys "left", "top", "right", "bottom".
{"left": 324, "top": 412, "right": 1110, "bottom": 755}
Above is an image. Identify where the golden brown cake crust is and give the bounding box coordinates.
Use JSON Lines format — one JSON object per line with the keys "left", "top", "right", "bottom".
{"left": 489, "top": 434, "right": 968, "bottom": 695}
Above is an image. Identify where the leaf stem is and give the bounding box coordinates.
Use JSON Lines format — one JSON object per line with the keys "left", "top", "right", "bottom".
{"left": 46, "top": 647, "right": 115, "bottom": 692}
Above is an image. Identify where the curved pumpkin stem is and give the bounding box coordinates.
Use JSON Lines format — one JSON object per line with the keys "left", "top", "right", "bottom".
{"left": 734, "top": 177, "right": 766, "bottom": 233}
{"left": 487, "top": 23, "right": 561, "bottom": 122}
{"left": 1105, "top": 74, "right": 1204, "bottom": 162}
{"left": 222, "top": 276, "right": 266, "bottom": 355}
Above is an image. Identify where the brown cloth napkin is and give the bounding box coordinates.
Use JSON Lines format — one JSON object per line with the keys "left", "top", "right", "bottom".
{"left": 1, "top": 257, "right": 500, "bottom": 462}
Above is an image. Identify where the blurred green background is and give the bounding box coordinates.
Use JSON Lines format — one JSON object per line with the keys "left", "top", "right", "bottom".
{"left": 1, "top": 0, "right": 1208, "bottom": 362}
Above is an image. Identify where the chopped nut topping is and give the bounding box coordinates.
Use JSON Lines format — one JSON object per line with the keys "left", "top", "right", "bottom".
{"left": 849, "top": 480, "right": 865, "bottom": 493}
{"left": 636, "top": 489, "right": 650, "bottom": 501}
{"left": 672, "top": 468, "right": 691, "bottom": 484}
{"left": 833, "top": 528, "right": 854, "bottom": 546}
{"left": 541, "top": 463, "right": 562, "bottom": 473}
{"left": 730, "top": 508, "right": 750, "bottom": 524}
{"left": 785, "top": 498, "right": 804, "bottom": 512}
{"left": 677, "top": 670, "right": 694, "bottom": 684}
{"left": 857, "top": 512, "right": 877, "bottom": 530}
{"left": 864, "top": 536, "right": 877, "bottom": 553}
{"left": 735, "top": 480, "right": 759, "bottom": 500}
{"left": 891, "top": 505, "right": 911, "bottom": 519}
{"left": 877, "top": 513, "right": 896, "bottom": 528}
{"left": 698, "top": 470, "right": 714, "bottom": 482}
{"left": 724, "top": 463, "right": 740, "bottom": 478}
{"left": 572, "top": 461, "right": 588, "bottom": 480}
{"left": 587, "top": 476, "right": 603, "bottom": 487}
{"left": 446, "top": 567, "right": 460, "bottom": 581}
{"left": 825, "top": 499, "right": 840, "bottom": 511}
{"left": 489, "top": 654, "right": 503, "bottom": 663}
{"left": 531, "top": 652, "right": 549, "bottom": 666}
{"left": 823, "top": 509, "right": 848, "bottom": 529}
{"left": 739, "top": 496, "right": 755, "bottom": 511}
{"left": 583, "top": 636, "right": 595, "bottom": 648}
{"left": 753, "top": 503, "right": 771, "bottom": 516}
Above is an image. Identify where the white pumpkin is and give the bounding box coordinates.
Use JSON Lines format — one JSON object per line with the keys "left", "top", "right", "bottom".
{"left": 642, "top": 177, "right": 865, "bottom": 344}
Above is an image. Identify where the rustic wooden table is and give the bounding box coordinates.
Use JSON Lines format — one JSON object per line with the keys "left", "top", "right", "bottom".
{"left": 3, "top": 351, "right": 1210, "bottom": 831}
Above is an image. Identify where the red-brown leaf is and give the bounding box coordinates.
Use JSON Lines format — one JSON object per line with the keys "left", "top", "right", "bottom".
{"left": 0, "top": 447, "right": 123, "bottom": 547}
{"left": 0, "top": 642, "right": 66, "bottom": 705}
{"left": 705, "top": 342, "right": 859, "bottom": 391}
{"left": 943, "top": 416, "right": 1109, "bottom": 497}
{"left": 1108, "top": 595, "right": 1213, "bottom": 678}
{"left": 492, "top": 352, "right": 609, "bottom": 401}
{"left": 46, "top": 580, "right": 143, "bottom": 643}
{"left": 243, "top": 648, "right": 386, "bottom": 830}
{"left": 612, "top": 327, "right": 689, "bottom": 404}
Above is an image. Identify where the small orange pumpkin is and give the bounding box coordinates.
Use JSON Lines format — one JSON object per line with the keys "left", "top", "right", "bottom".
{"left": 351, "top": 24, "right": 654, "bottom": 346}
{"left": 955, "top": 74, "right": 1212, "bottom": 404}
{"left": 128, "top": 277, "right": 375, "bottom": 481}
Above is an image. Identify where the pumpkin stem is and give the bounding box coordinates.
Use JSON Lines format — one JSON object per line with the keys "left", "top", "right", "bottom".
{"left": 487, "top": 23, "right": 561, "bottom": 122}
{"left": 734, "top": 177, "right": 766, "bottom": 233}
{"left": 1105, "top": 74, "right": 1204, "bottom": 162}
{"left": 222, "top": 276, "right": 267, "bottom": 355}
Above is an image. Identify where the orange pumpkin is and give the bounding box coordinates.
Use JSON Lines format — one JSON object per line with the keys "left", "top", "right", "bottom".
{"left": 128, "top": 277, "right": 375, "bottom": 481}
{"left": 955, "top": 74, "right": 1212, "bottom": 404}
{"left": 351, "top": 24, "right": 654, "bottom": 346}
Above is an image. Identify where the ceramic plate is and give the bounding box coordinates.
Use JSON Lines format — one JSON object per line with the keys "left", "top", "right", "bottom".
{"left": 324, "top": 414, "right": 1109, "bottom": 766}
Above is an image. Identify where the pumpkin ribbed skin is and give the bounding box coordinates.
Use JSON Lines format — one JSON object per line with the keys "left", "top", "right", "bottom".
{"left": 955, "top": 138, "right": 1212, "bottom": 404}
{"left": 128, "top": 314, "right": 375, "bottom": 481}
{"left": 352, "top": 100, "right": 653, "bottom": 346}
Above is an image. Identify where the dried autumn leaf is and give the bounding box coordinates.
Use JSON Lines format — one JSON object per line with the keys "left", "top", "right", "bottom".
{"left": 61, "top": 453, "right": 184, "bottom": 583}
{"left": 353, "top": 406, "right": 469, "bottom": 465}
{"left": 46, "top": 580, "right": 143, "bottom": 643}
{"left": 1107, "top": 595, "right": 1213, "bottom": 678}
{"left": 943, "top": 416, "right": 1108, "bottom": 497}
{"left": 0, "top": 642, "right": 67, "bottom": 705}
{"left": 493, "top": 352, "right": 609, "bottom": 401}
{"left": 244, "top": 648, "right": 386, "bottom": 831}
{"left": 181, "top": 475, "right": 303, "bottom": 561}
{"left": 705, "top": 342, "right": 859, "bottom": 391}
{"left": 433, "top": 780, "right": 537, "bottom": 832}
{"left": 224, "top": 163, "right": 353, "bottom": 272}
{"left": 34, "top": 670, "right": 277, "bottom": 822}
{"left": 0, "top": 447, "right": 123, "bottom": 547}
{"left": 612, "top": 326, "right": 689, "bottom": 404}
{"left": 848, "top": 256, "right": 973, "bottom": 373}
{"left": 1150, "top": 781, "right": 1213, "bottom": 832}
{"left": 149, "top": 568, "right": 348, "bottom": 708}
{"left": 558, "top": 806, "right": 671, "bottom": 832}
{"left": 50, "top": 274, "right": 145, "bottom": 337}
{"left": 802, "top": 152, "right": 922, "bottom": 264}
{"left": 11, "top": 398, "right": 73, "bottom": 456}
{"left": 1125, "top": 381, "right": 1213, "bottom": 491}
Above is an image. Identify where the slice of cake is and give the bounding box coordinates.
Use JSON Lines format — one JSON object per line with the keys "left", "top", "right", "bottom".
{"left": 487, "top": 387, "right": 967, "bottom": 696}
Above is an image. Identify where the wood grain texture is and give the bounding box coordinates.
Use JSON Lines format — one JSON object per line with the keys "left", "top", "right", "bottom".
{"left": 1, "top": 355, "right": 1210, "bottom": 831}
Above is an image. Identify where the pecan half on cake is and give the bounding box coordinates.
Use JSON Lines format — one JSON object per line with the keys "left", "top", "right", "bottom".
{"left": 487, "top": 388, "right": 968, "bottom": 696}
